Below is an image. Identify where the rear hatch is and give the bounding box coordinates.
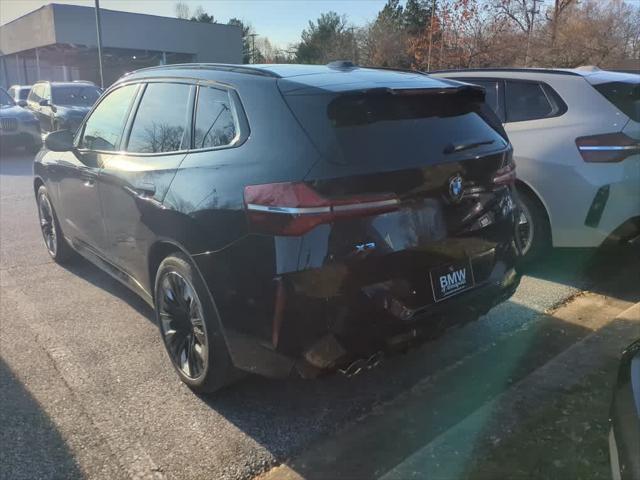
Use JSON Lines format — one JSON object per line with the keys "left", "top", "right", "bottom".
{"left": 246, "top": 71, "right": 517, "bottom": 316}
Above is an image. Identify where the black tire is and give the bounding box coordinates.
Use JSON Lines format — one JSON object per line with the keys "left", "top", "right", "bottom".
{"left": 515, "top": 186, "right": 551, "bottom": 266}
{"left": 36, "top": 185, "right": 74, "bottom": 263}
{"left": 154, "top": 253, "right": 238, "bottom": 394}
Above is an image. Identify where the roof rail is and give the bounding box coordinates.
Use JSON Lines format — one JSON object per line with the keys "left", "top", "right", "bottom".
{"left": 125, "top": 63, "right": 281, "bottom": 78}
{"left": 362, "top": 65, "right": 429, "bottom": 76}
{"left": 427, "top": 67, "right": 582, "bottom": 77}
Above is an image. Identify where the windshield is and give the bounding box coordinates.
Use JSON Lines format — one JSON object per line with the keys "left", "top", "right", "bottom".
{"left": 593, "top": 81, "right": 640, "bottom": 122}
{"left": 0, "top": 89, "right": 15, "bottom": 106}
{"left": 52, "top": 86, "right": 101, "bottom": 106}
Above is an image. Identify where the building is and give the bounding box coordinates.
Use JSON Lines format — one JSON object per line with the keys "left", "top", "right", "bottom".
{"left": 0, "top": 3, "right": 243, "bottom": 88}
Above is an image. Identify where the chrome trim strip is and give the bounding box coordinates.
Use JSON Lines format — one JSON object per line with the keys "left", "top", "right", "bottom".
{"left": 246, "top": 198, "right": 400, "bottom": 215}
{"left": 578, "top": 146, "right": 639, "bottom": 151}
{"left": 332, "top": 199, "right": 400, "bottom": 212}
{"left": 246, "top": 204, "right": 331, "bottom": 215}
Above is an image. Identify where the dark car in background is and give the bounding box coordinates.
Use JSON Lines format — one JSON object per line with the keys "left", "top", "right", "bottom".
{"left": 7, "top": 84, "right": 32, "bottom": 107}
{"left": 0, "top": 87, "right": 41, "bottom": 153}
{"left": 26, "top": 80, "right": 101, "bottom": 134}
{"left": 610, "top": 338, "right": 640, "bottom": 480}
{"left": 34, "top": 63, "right": 521, "bottom": 393}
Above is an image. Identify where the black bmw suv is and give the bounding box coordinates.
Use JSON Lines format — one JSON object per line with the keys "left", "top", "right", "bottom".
{"left": 35, "top": 63, "right": 521, "bottom": 393}
{"left": 26, "top": 80, "right": 102, "bottom": 133}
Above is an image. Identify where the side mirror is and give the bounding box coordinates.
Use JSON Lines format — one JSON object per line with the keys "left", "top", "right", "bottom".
{"left": 17, "top": 100, "right": 27, "bottom": 107}
{"left": 39, "top": 99, "right": 50, "bottom": 107}
{"left": 45, "top": 130, "right": 75, "bottom": 152}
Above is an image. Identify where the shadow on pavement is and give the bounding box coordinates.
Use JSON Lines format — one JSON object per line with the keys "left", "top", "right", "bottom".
{"left": 522, "top": 246, "right": 639, "bottom": 301}
{"left": 0, "top": 359, "right": 83, "bottom": 480}
{"left": 48, "top": 213, "right": 638, "bottom": 477}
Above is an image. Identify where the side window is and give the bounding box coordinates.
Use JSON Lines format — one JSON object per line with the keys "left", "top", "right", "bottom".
{"left": 126, "top": 83, "right": 192, "bottom": 154}
{"left": 42, "top": 83, "right": 51, "bottom": 102}
{"left": 505, "top": 80, "right": 563, "bottom": 122}
{"left": 474, "top": 80, "right": 499, "bottom": 111}
{"left": 28, "top": 84, "right": 42, "bottom": 103}
{"left": 194, "top": 86, "right": 238, "bottom": 149}
{"left": 80, "top": 84, "right": 138, "bottom": 151}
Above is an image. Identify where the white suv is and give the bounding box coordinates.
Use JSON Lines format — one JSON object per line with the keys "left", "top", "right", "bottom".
{"left": 432, "top": 67, "right": 640, "bottom": 262}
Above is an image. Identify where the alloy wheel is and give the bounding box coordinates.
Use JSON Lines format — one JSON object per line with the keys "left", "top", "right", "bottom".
{"left": 38, "top": 193, "right": 57, "bottom": 257}
{"left": 516, "top": 202, "right": 534, "bottom": 257}
{"left": 158, "top": 271, "right": 209, "bottom": 380}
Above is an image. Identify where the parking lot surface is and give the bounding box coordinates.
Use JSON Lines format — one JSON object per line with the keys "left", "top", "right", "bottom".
{"left": 1, "top": 151, "right": 639, "bottom": 480}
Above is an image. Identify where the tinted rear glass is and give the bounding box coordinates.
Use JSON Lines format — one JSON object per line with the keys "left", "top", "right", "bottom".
{"left": 282, "top": 88, "right": 507, "bottom": 167}
{"left": 52, "top": 85, "right": 101, "bottom": 106}
{"left": 594, "top": 81, "right": 640, "bottom": 122}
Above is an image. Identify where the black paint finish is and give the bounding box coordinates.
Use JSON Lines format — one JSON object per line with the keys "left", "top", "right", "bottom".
{"left": 34, "top": 64, "right": 521, "bottom": 378}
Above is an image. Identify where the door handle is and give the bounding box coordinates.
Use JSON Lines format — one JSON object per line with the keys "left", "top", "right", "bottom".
{"left": 83, "top": 178, "right": 95, "bottom": 187}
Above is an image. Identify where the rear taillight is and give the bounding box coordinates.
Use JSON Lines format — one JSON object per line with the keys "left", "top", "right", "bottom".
{"left": 576, "top": 132, "right": 640, "bottom": 163}
{"left": 244, "top": 182, "right": 400, "bottom": 236}
{"left": 492, "top": 160, "right": 516, "bottom": 186}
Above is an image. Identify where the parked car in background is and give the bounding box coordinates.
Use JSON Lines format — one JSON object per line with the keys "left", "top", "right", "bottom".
{"left": 0, "top": 87, "right": 42, "bottom": 153}
{"left": 609, "top": 338, "right": 640, "bottom": 480}
{"left": 26, "top": 80, "right": 102, "bottom": 134}
{"left": 34, "top": 63, "right": 521, "bottom": 393}
{"left": 432, "top": 67, "right": 640, "bottom": 263}
{"left": 7, "top": 84, "right": 32, "bottom": 107}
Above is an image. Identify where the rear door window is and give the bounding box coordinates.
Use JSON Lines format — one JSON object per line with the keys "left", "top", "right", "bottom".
{"left": 505, "top": 80, "right": 565, "bottom": 122}
{"left": 593, "top": 81, "right": 640, "bottom": 122}
{"left": 79, "top": 84, "right": 138, "bottom": 151}
{"left": 456, "top": 78, "right": 504, "bottom": 122}
{"left": 193, "top": 86, "right": 238, "bottom": 149}
{"left": 126, "top": 82, "right": 192, "bottom": 154}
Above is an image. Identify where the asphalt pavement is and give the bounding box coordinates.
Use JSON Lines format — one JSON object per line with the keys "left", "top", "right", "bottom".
{"left": 1, "top": 150, "right": 638, "bottom": 480}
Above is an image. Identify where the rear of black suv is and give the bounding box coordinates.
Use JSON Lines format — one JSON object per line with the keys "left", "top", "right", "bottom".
{"left": 186, "top": 67, "right": 521, "bottom": 379}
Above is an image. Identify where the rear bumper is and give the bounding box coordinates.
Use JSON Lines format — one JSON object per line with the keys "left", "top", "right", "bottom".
{"left": 542, "top": 158, "right": 640, "bottom": 248}
{"left": 195, "top": 239, "right": 520, "bottom": 378}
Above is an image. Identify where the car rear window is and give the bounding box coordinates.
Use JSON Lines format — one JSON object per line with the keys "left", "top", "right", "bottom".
{"left": 52, "top": 85, "right": 101, "bottom": 106}
{"left": 281, "top": 87, "right": 507, "bottom": 167}
{"left": 593, "top": 81, "right": 640, "bottom": 122}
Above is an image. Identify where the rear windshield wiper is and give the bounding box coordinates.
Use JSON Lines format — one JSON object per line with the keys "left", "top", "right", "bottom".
{"left": 444, "top": 139, "right": 495, "bottom": 154}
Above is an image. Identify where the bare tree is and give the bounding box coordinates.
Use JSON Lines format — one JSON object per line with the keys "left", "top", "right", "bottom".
{"left": 174, "top": 1, "right": 190, "bottom": 20}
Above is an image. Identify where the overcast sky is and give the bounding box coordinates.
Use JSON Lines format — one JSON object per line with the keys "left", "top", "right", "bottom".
{"left": 0, "top": 0, "right": 388, "bottom": 47}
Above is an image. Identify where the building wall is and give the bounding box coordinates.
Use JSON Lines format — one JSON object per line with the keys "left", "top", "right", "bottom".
{"left": 0, "top": 6, "right": 56, "bottom": 55}
{"left": 51, "top": 4, "right": 242, "bottom": 63}
{"left": 0, "top": 3, "right": 243, "bottom": 87}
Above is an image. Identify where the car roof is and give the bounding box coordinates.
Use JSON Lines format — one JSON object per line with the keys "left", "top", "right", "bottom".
{"left": 430, "top": 67, "right": 639, "bottom": 85}
{"left": 124, "top": 62, "right": 458, "bottom": 93}
{"left": 9, "top": 85, "right": 32, "bottom": 89}
{"left": 34, "top": 81, "right": 97, "bottom": 86}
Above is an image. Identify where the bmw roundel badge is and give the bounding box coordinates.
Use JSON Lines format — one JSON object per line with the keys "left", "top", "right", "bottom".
{"left": 448, "top": 174, "right": 464, "bottom": 202}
